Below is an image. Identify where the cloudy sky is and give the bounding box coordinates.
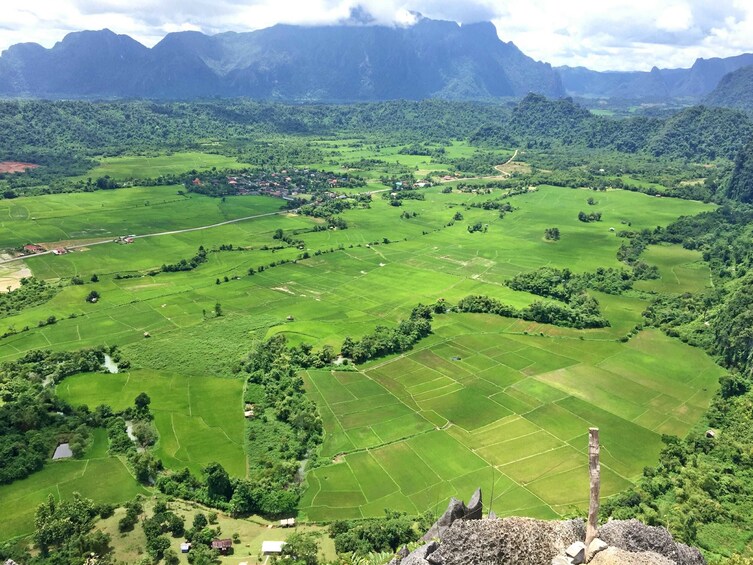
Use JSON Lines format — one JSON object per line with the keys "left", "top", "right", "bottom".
{"left": 2, "top": 0, "right": 752, "bottom": 71}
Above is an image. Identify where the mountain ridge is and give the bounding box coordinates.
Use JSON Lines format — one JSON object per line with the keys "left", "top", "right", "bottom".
{"left": 1, "top": 21, "right": 752, "bottom": 103}
{"left": 0, "top": 21, "right": 564, "bottom": 101}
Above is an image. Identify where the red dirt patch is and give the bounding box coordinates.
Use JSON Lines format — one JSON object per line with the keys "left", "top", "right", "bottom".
{"left": 0, "top": 161, "right": 40, "bottom": 174}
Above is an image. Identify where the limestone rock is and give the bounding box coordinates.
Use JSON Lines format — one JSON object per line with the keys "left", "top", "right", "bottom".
{"left": 586, "top": 538, "right": 608, "bottom": 561}
{"left": 421, "top": 498, "right": 468, "bottom": 541}
{"left": 589, "top": 546, "right": 674, "bottom": 565}
{"left": 565, "top": 541, "right": 586, "bottom": 564}
{"left": 401, "top": 542, "right": 438, "bottom": 565}
{"left": 424, "top": 517, "right": 585, "bottom": 565}
{"left": 421, "top": 490, "right": 483, "bottom": 542}
{"left": 466, "top": 488, "right": 483, "bottom": 520}
{"left": 598, "top": 519, "right": 705, "bottom": 564}
{"left": 388, "top": 546, "right": 411, "bottom": 565}
{"left": 676, "top": 543, "right": 706, "bottom": 565}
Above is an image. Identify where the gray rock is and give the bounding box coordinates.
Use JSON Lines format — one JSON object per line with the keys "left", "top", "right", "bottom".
{"left": 586, "top": 538, "right": 608, "bottom": 561}
{"left": 589, "top": 547, "right": 674, "bottom": 565}
{"left": 387, "top": 546, "right": 411, "bottom": 565}
{"left": 421, "top": 498, "right": 468, "bottom": 541}
{"left": 466, "top": 488, "right": 483, "bottom": 520}
{"left": 421, "top": 490, "right": 483, "bottom": 541}
{"left": 676, "top": 543, "right": 706, "bottom": 565}
{"left": 425, "top": 517, "right": 585, "bottom": 565}
{"left": 565, "top": 541, "right": 585, "bottom": 564}
{"left": 598, "top": 519, "right": 706, "bottom": 564}
{"left": 402, "top": 542, "right": 438, "bottom": 565}
{"left": 552, "top": 556, "right": 574, "bottom": 565}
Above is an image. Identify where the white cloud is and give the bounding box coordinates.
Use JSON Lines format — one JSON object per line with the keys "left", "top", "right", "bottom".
{"left": 0, "top": 0, "right": 751, "bottom": 71}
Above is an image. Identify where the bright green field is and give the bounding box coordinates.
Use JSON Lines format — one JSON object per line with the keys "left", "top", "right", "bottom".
{"left": 82, "top": 151, "right": 244, "bottom": 180}
{"left": 299, "top": 325, "right": 722, "bottom": 521}
{"left": 0, "top": 429, "right": 149, "bottom": 539}
{"left": 0, "top": 148, "right": 723, "bottom": 537}
{"left": 0, "top": 187, "right": 283, "bottom": 248}
{"left": 633, "top": 244, "right": 712, "bottom": 294}
{"left": 57, "top": 369, "right": 247, "bottom": 477}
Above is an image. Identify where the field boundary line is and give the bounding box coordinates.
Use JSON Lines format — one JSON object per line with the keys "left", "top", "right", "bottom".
{"left": 170, "top": 414, "right": 182, "bottom": 453}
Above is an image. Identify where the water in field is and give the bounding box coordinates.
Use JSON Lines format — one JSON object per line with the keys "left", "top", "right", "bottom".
{"left": 103, "top": 354, "right": 119, "bottom": 373}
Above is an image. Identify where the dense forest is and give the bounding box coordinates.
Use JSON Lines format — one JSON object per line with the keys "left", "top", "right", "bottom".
{"left": 1, "top": 96, "right": 751, "bottom": 189}
{"left": 471, "top": 94, "right": 753, "bottom": 162}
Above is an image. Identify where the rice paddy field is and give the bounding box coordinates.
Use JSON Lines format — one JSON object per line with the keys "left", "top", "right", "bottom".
{"left": 0, "top": 143, "right": 725, "bottom": 537}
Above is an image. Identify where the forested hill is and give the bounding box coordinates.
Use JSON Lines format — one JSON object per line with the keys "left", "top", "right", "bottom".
{"left": 558, "top": 53, "right": 753, "bottom": 100}
{"left": 705, "top": 65, "right": 753, "bottom": 112}
{"left": 471, "top": 94, "right": 753, "bottom": 161}
{"left": 0, "top": 20, "right": 563, "bottom": 101}
{"left": 2, "top": 96, "right": 752, "bottom": 178}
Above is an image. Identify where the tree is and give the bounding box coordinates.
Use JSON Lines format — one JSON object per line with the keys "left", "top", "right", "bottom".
{"left": 204, "top": 462, "right": 233, "bottom": 501}
{"left": 275, "top": 532, "right": 320, "bottom": 565}
{"left": 34, "top": 493, "right": 98, "bottom": 554}
{"left": 164, "top": 548, "right": 180, "bottom": 565}
{"left": 187, "top": 544, "right": 220, "bottom": 565}
{"left": 214, "top": 302, "right": 223, "bottom": 317}
{"left": 134, "top": 392, "right": 151, "bottom": 411}
{"left": 85, "top": 290, "right": 100, "bottom": 303}
{"left": 131, "top": 451, "right": 163, "bottom": 484}
{"left": 131, "top": 421, "right": 156, "bottom": 447}
{"left": 90, "top": 273, "right": 99, "bottom": 282}
{"left": 192, "top": 513, "right": 208, "bottom": 530}
{"left": 544, "top": 227, "right": 560, "bottom": 241}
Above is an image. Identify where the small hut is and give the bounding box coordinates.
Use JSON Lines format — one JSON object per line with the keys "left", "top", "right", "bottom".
{"left": 211, "top": 539, "right": 232, "bottom": 554}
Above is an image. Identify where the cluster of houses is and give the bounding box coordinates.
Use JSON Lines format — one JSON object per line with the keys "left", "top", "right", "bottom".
{"left": 21, "top": 243, "right": 68, "bottom": 256}
{"left": 188, "top": 168, "right": 364, "bottom": 199}
{"left": 177, "top": 521, "right": 294, "bottom": 560}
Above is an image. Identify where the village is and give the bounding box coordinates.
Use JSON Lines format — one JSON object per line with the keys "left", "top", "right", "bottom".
{"left": 186, "top": 168, "right": 366, "bottom": 199}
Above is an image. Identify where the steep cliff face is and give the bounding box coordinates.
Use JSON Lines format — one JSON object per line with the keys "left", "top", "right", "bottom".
{"left": 0, "top": 20, "right": 564, "bottom": 101}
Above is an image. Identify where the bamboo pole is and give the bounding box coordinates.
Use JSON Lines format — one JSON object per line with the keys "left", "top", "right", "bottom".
{"left": 586, "top": 427, "right": 600, "bottom": 548}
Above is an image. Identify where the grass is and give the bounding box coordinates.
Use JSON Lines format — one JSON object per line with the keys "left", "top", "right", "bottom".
{"left": 0, "top": 147, "right": 724, "bottom": 542}
{"left": 0, "top": 428, "right": 148, "bottom": 539}
{"left": 81, "top": 152, "right": 244, "bottom": 180}
{"left": 0, "top": 187, "right": 284, "bottom": 249}
{"left": 100, "top": 498, "right": 337, "bottom": 565}
{"left": 299, "top": 320, "right": 723, "bottom": 521}
{"left": 57, "top": 369, "right": 247, "bottom": 477}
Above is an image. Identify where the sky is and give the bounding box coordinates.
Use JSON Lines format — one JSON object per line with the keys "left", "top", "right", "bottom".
{"left": 1, "top": 0, "right": 753, "bottom": 71}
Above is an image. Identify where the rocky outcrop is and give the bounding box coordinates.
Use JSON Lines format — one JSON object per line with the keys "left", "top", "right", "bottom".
{"left": 588, "top": 547, "right": 674, "bottom": 565}
{"left": 598, "top": 519, "right": 705, "bottom": 565}
{"left": 403, "top": 517, "right": 585, "bottom": 565}
{"left": 421, "top": 489, "right": 483, "bottom": 542}
{"left": 391, "top": 515, "right": 704, "bottom": 565}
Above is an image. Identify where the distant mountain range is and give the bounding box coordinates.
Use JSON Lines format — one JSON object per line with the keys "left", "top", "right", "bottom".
{"left": 0, "top": 18, "right": 751, "bottom": 104}
{"left": 558, "top": 54, "right": 753, "bottom": 100}
{"left": 0, "top": 20, "right": 563, "bottom": 100}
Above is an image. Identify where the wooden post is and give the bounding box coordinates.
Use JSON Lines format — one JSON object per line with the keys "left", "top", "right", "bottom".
{"left": 586, "top": 427, "right": 600, "bottom": 548}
